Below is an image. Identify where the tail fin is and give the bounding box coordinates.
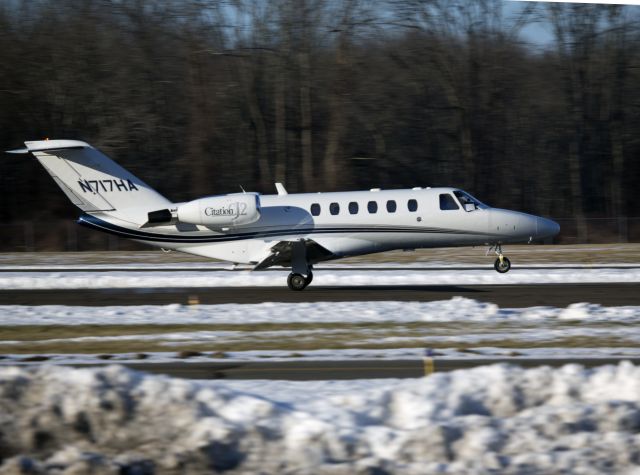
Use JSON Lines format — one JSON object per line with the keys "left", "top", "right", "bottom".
{"left": 10, "top": 140, "right": 172, "bottom": 225}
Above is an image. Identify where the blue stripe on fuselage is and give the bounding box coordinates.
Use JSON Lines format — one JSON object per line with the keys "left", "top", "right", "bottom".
{"left": 77, "top": 214, "right": 497, "bottom": 243}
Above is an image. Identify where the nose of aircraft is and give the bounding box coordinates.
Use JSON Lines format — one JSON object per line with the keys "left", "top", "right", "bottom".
{"left": 536, "top": 216, "right": 560, "bottom": 239}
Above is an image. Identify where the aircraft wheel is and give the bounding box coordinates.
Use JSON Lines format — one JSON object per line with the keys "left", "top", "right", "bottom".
{"left": 305, "top": 271, "right": 313, "bottom": 286}
{"left": 494, "top": 256, "right": 511, "bottom": 273}
{"left": 287, "top": 273, "right": 308, "bottom": 291}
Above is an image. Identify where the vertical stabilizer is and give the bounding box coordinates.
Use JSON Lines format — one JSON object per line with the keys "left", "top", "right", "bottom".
{"left": 21, "top": 140, "right": 172, "bottom": 225}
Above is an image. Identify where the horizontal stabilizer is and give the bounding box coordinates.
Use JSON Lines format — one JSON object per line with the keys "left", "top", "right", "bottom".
{"left": 140, "top": 209, "right": 176, "bottom": 228}
{"left": 5, "top": 147, "right": 29, "bottom": 154}
{"left": 148, "top": 209, "right": 173, "bottom": 223}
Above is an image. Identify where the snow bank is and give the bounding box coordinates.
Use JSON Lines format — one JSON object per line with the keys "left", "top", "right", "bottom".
{"left": 1, "top": 267, "right": 639, "bottom": 289}
{"left": 1, "top": 297, "right": 638, "bottom": 325}
{"left": 2, "top": 364, "right": 640, "bottom": 474}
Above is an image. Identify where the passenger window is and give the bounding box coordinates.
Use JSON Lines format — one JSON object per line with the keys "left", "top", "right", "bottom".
{"left": 330, "top": 202, "right": 340, "bottom": 215}
{"left": 310, "top": 203, "right": 320, "bottom": 216}
{"left": 439, "top": 194, "right": 459, "bottom": 210}
{"left": 408, "top": 199, "right": 418, "bottom": 212}
{"left": 368, "top": 201, "right": 378, "bottom": 214}
{"left": 386, "top": 200, "right": 397, "bottom": 213}
{"left": 348, "top": 202, "right": 359, "bottom": 214}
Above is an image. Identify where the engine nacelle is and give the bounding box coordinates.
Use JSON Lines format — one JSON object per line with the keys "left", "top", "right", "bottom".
{"left": 176, "top": 193, "right": 261, "bottom": 227}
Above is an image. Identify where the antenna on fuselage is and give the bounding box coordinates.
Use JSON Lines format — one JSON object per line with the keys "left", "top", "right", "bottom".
{"left": 239, "top": 185, "right": 246, "bottom": 193}
{"left": 275, "top": 183, "right": 288, "bottom": 195}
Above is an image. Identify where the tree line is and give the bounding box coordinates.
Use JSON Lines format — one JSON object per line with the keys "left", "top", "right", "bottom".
{"left": 1, "top": 0, "right": 639, "bottom": 248}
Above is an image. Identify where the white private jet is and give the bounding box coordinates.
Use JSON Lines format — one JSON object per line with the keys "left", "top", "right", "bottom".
{"left": 9, "top": 140, "right": 560, "bottom": 290}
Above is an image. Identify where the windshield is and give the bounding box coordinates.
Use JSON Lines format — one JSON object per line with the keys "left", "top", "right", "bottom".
{"left": 453, "top": 190, "right": 487, "bottom": 211}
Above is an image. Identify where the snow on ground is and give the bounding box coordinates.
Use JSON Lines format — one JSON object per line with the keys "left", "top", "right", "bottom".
{"left": 1, "top": 266, "right": 640, "bottom": 289}
{"left": 2, "top": 363, "right": 640, "bottom": 474}
{"left": 0, "top": 298, "right": 638, "bottom": 325}
{"left": 2, "top": 298, "right": 640, "bottom": 361}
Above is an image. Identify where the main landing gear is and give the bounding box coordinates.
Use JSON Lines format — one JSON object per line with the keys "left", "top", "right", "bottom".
{"left": 287, "top": 240, "right": 314, "bottom": 290}
{"left": 287, "top": 271, "right": 313, "bottom": 291}
{"left": 489, "top": 243, "right": 511, "bottom": 273}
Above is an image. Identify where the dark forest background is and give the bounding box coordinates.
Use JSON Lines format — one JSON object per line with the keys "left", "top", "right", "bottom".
{"left": 1, "top": 0, "right": 639, "bottom": 250}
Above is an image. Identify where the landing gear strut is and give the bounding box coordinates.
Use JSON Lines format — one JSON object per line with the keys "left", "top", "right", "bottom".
{"left": 287, "top": 240, "right": 313, "bottom": 290}
{"left": 489, "top": 244, "right": 511, "bottom": 273}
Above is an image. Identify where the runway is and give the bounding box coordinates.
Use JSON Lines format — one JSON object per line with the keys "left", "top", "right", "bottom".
{"left": 4, "top": 264, "right": 639, "bottom": 272}
{"left": 13, "top": 357, "right": 640, "bottom": 380}
{"left": 2, "top": 283, "right": 639, "bottom": 306}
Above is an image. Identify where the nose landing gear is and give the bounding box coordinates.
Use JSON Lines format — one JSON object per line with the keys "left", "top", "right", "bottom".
{"left": 489, "top": 244, "right": 511, "bottom": 273}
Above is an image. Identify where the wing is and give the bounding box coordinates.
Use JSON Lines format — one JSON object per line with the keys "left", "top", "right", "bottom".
{"left": 253, "top": 239, "right": 335, "bottom": 271}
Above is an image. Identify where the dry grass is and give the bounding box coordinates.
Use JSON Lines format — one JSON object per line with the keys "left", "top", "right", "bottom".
{"left": 2, "top": 337, "right": 636, "bottom": 355}
{"left": 340, "top": 244, "right": 640, "bottom": 264}
{"left": 0, "top": 321, "right": 634, "bottom": 355}
{"left": 2, "top": 244, "right": 640, "bottom": 266}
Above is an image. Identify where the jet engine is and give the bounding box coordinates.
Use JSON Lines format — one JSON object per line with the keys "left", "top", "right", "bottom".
{"left": 176, "top": 193, "right": 261, "bottom": 227}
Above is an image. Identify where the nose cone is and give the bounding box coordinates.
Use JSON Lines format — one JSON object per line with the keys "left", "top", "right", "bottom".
{"left": 536, "top": 217, "right": 560, "bottom": 239}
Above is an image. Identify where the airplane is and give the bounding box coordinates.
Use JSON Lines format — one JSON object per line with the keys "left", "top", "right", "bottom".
{"left": 8, "top": 139, "right": 560, "bottom": 290}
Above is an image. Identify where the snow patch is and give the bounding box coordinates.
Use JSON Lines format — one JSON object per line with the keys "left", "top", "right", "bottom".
{"left": 1, "top": 298, "right": 639, "bottom": 325}
{"left": 1, "top": 267, "right": 639, "bottom": 289}
{"left": 2, "top": 363, "right": 640, "bottom": 473}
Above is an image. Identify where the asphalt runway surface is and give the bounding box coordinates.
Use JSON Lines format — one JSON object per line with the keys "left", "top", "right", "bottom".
{"left": 4, "top": 265, "right": 638, "bottom": 272}
{"left": 1, "top": 283, "right": 639, "bottom": 306}
{"left": 10, "top": 358, "right": 640, "bottom": 380}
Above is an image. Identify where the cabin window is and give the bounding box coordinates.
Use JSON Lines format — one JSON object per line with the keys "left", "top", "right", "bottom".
{"left": 348, "top": 202, "right": 359, "bottom": 214}
{"left": 386, "top": 200, "right": 397, "bottom": 213}
{"left": 408, "top": 199, "right": 418, "bottom": 212}
{"left": 310, "top": 203, "right": 321, "bottom": 216}
{"left": 330, "top": 202, "right": 340, "bottom": 215}
{"left": 439, "top": 193, "right": 459, "bottom": 210}
{"left": 368, "top": 201, "right": 378, "bottom": 213}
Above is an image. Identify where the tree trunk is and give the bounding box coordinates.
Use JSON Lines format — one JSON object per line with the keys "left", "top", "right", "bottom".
{"left": 234, "top": 58, "right": 271, "bottom": 190}
{"left": 299, "top": 48, "right": 314, "bottom": 191}
{"left": 274, "top": 55, "right": 287, "bottom": 185}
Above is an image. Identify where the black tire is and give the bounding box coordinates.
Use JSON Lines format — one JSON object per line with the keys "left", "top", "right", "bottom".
{"left": 287, "top": 273, "right": 307, "bottom": 291}
{"left": 305, "top": 272, "right": 313, "bottom": 286}
{"left": 494, "top": 256, "right": 511, "bottom": 273}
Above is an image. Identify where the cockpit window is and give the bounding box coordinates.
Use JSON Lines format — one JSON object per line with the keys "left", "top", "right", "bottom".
{"left": 439, "top": 194, "right": 459, "bottom": 211}
{"left": 453, "top": 190, "right": 485, "bottom": 212}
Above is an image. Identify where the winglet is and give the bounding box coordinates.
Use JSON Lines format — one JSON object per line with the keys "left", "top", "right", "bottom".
{"left": 275, "top": 182, "right": 288, "bottom": 195}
